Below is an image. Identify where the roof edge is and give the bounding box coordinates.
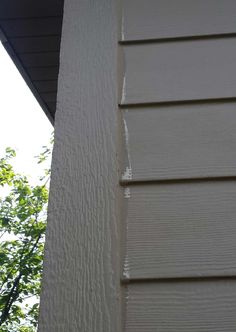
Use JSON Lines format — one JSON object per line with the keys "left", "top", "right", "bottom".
{"left": 0, "top": 27, "right": 55, "bottom": 126}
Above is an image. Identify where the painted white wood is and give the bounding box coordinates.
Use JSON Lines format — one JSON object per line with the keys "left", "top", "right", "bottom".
{"left": 121, "top": 0, "right": 236, "bottom": 41}
{"left": 121, "top": 103, "right": 236, "bottom": 181}
{"left": 123, "top": 181, "right": 236, "bottom": 279}
{"left": 125, "top": 280, "right": 236, "bottom": 331}
{"left": 38, "top": 0, "right": 120, "bottom": 331}
{"left": 121, "top": 38, "right": 236, "bottom": 104}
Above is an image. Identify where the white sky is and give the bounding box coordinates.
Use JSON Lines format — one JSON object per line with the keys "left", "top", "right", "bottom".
{"left": 0, "top": 42, "right": 53, "bottom": 313}
{"left": 0, "top": 42, "right": 53, "bottom": 184}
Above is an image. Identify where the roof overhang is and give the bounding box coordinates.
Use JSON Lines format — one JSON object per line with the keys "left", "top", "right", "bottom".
{"left": 0, "top": 0, "right": 64, "bottom": 124}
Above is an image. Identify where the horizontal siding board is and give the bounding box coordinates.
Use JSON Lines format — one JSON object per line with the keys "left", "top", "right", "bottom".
{"left": 123, "top": 181, "right": 236, "bottom": 279}
{"left": 0, "top": 18, "right": 62, "bottom": 38}
{"left": 121, "top": 38, "right": 236, "bottom": 104}
{"left": 125, "top": 280, "right": 236, "bottom": 331}
{"left": 122, "top": 0, "right": 236, "bottom": 41}
{"left": 122, "top": 103, "right": 236, "bottom": 181}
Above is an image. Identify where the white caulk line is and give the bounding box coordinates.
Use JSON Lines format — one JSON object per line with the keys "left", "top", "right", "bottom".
{"left": 121, "top": 7, "right": 125, "bottom": 41}
{"left": 124, "top": 187, "right": 131, "bottom": 199}
{"left": 123, "top": 255, "right": 130, "bottom": 279}
{"left": 121, "top": 75, "right": 126, "bottom": 105}
{"left": 122, "top": 116, "right": 132, "bottom": 181}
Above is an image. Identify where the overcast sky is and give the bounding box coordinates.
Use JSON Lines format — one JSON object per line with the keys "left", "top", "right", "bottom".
{"left": 0, "top": 42, "right": 53, "bottom": 184}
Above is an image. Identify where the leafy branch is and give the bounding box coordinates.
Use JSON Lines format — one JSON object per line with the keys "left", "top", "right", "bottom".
{"left": 0, "top": 142, "right": 52, "bottom": 331}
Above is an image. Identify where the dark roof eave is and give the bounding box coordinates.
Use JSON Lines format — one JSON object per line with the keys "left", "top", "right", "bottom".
{"left": 0, "top": 27, "right": 54, "bottom": 125}
{"left": 0, "top": 0, "right": 64, "bottom": 124}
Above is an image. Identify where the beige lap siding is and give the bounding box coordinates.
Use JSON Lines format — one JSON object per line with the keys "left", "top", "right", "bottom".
{"left": 121, "top": 0, "right": 236, "bottom": 41}
{"left": 120, "top": 1, "right": 236, "bottom": 331}
{"left": 121, "top": 103, "right": 236, "bottom": 181}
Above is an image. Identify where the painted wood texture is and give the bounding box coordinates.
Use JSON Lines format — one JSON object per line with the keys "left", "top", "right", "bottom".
{"left": 125, "top": 280, "right": 236, "bottom": 331}
{"left": 38, "top": 0, "right": 120, "bottom": 331}
{"left": 121, "top": 0, "right": 236, "bottom": 41}
{"left": 123, "top": 181, "right": 236, "bottom": 279}
{"left": 121, "top": 103, "right": 236, "bottom": 181}
{"left": 121, "top": 38, "right": 236, "bottom": 104}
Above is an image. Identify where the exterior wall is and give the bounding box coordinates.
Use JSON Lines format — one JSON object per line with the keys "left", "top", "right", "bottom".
{"left": 39, "top": 0, "right": 120, "bottom": 331}
{"left": 120, "top": 0, "right": 236, "bottom": 331}
{"left": 40, "top": 0, "right": 236, "bottom": 331}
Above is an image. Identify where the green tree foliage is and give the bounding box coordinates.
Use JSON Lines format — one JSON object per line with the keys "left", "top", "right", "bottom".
{"left": 0, "top": 146, "right": 51, "bottom": 331}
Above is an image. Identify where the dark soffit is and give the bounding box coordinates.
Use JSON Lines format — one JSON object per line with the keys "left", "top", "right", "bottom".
{"left": 0, "top": 0, "right": 64, "bottom": 124}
